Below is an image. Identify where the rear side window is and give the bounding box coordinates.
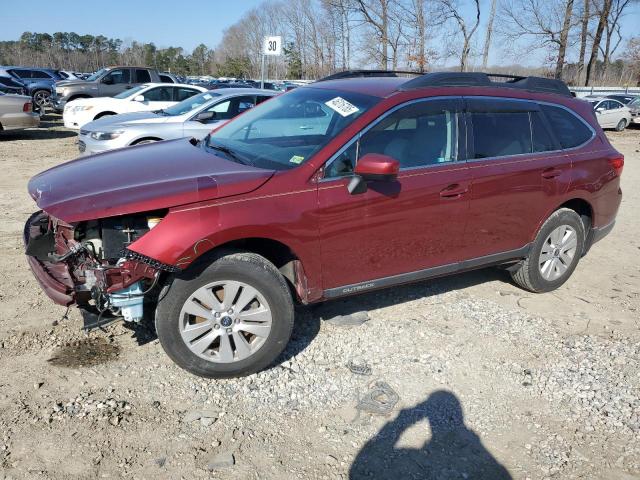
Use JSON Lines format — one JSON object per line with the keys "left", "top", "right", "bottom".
{"left": 471, "top": 111, "right": 531, "bottom": 158}
{"left": 159, "top": 74, "right": 173, "bottom": 83}
{"left": 135, "top": 69, "right": 151, "bottom": 83}
{"left": 540, "top": 105, "right": 593, "bottom": 149}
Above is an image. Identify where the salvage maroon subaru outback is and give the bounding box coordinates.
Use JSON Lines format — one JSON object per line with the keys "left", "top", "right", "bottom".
{"left": 25, "top": 72, "right": 623, "bottom": 378}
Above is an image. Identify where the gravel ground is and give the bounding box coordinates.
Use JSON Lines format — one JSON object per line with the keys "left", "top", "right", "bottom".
{"left": 0, "top": 116, "right": 639, "bottom": 479}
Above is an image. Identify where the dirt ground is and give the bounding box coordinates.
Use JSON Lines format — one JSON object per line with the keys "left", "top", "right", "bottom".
{"left": 0, "top": 116, "right": 639, "bottom": 480}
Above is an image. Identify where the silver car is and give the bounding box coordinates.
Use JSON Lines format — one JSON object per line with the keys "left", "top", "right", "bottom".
{"left": 0, "top": 92, "right": 39, "bottom": 132}
{"left": 77, "top": 88, "right": 277, "bottom": 156}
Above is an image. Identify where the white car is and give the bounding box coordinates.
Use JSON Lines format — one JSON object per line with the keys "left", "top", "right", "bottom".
{"left": 77, "top": 89, "right": 276, "bottom": 156}
{"left": 586, "top": 97, "right": 632, "bottom": 131}
{"left": 63, "top": 83, "right": 207, "bottom": 129}
{"left": 0, "top": 92, "right": 39, "bottom": 132}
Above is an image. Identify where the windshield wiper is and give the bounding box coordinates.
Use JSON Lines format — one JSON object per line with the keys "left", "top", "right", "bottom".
{"left": 207, "top": 142, "right": 252, "bottom": 166}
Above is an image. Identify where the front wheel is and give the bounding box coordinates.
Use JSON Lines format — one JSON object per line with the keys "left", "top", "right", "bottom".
{"left": 155, "top": 251, "right": 294, "bottom": 378}
{"left": 511, "top": 208, "right": 585, "bottom": 293}
{"left": 615, "top": 119, "right": 627, "bottom": 132}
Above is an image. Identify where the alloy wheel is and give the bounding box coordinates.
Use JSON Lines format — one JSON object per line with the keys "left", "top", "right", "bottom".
{"left": 33, "top": 91, "right": 50, "bottom": 107}
{"left": 538, "top": 225, "right": 578, "bottom": 281}
{"left": 178, "top": 280, "right": 273, "bottom": 363}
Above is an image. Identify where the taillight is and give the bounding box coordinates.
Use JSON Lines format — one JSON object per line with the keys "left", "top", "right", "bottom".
{"left": 23, "top": 102, "right": 32, "bottom": 113}
{"left": 608, "top": 155, "right": 624, "bottom": 177}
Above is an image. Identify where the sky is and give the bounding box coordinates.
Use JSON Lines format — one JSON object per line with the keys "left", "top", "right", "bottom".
{"left": 1, "top": 0, "right": 639, "bottom": 67}
{"left": 0, "top": 0, "right": 265, "bottom": 51}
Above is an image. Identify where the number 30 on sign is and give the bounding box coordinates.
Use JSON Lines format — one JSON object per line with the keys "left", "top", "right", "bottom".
{"left": 263, "top": 36, "right": 282, "bottom": 56}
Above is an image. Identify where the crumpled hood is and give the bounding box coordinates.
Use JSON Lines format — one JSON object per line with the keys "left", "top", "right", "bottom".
{"left": 28, "top": 138, "right": 274, "bottom": 223}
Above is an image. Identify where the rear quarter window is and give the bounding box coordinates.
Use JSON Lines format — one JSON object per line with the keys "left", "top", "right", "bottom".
{"left": 540, "top": 104, "right": 593, "bottom": 149}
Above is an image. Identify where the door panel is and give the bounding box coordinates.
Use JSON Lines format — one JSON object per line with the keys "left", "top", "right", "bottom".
{"left": 317, "top": 98, "right": 470, "bottom": 290}
{"left": 463, "top": 98, "right": 570, "bottom": 257}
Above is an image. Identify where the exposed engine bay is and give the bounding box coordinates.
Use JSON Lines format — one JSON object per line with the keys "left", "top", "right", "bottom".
{"left": 24, "top": 210, "right": 172, "bottom": 325}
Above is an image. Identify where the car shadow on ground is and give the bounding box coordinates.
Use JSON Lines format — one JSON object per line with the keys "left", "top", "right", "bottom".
{"left": 349, "top": 390, "right": 513, "bottom": 480}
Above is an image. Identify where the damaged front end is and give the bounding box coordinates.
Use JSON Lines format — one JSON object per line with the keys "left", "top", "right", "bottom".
{"left": 24, "top": 210, "right": 177, "bottom": 329}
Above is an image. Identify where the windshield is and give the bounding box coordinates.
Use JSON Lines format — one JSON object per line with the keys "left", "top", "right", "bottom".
{"left": 114, "top": 85, "right": 147, "bottom": 99}
{"left": 206, "top": 87, "right": 379, "bottom": 170}
{"left": 629, "top": 97, "right": 640, "bottom": 107}
{"left": 164, "top": 91, "right": 221, "bottom": 116}
{"left": 85, "top": 68, "right": 109, "bottom": 82}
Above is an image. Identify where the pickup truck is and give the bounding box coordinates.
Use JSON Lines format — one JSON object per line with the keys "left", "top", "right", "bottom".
{"left": 51, "top": 66, "right": 177, "bottom": 113}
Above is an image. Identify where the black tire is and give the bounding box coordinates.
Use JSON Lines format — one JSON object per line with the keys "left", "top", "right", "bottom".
{"left": 155, "top": 251, "right": 294, "bottom": 378}
{"left": 615, "top": 119, "right": 627, "bottom": 131}
{"left": 132, "top": 138, "right": 161, "bottom": 146}
{"left": 511, "top": 208, "right": 585, "bottom": 293}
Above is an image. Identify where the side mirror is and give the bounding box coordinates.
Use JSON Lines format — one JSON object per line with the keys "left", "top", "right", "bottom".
{"left": 195, "top": 111, "right": 216, "bottom": 123}
{"left": 595, "top": 107, "right": 604, "bottom": 114}
{"left": 348, "top": 153, "right": 399, "bottom": 195}
{"left": 134, "top": 95, "right": 145, "bottom": 102}
{"left": 102, "top": 77, "right": 114, "bottom": 85}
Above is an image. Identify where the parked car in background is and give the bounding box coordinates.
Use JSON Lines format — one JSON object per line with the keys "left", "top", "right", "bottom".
{"left": 59, "top": 71, "right": 83, "bottom": 81}
{"left": 52, "top": 66, "right": 173, "bottom": 113}
{"left": 159, "top": 72, "right": 180, "bottom": 83}
{"left": 24, "top": 72, "right": 623, "bottom": 378}
{"left": 63, "top": 83, "right": 207, "bottom": 129}
{"left": 586, "top": 97, "right": 632, "bottom": 131}
{"left": 0, "top": 75, "right": 27, "bottom": 96}
{"left": 77, "top": 88, "right": 277, "bottom": 155}
{"left": 625, "top": 96, "right": 640, "bottom": 125}
{"left": 0, "top": 92, "right": 39, "bottom": 132}
{"left": 0, "top": 66, "right": 64, "bottom": 108}
{"left": 606, "top": 94, "right": 638, "bottom": 104}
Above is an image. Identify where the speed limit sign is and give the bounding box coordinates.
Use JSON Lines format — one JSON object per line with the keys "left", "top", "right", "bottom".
{"left": 263, "top": 36, "right": 282, "bottom": 56}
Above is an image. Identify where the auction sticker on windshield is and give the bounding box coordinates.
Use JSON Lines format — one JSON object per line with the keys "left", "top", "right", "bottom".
{"left": 325, "top": 97, "right": 359, "bottom": 117}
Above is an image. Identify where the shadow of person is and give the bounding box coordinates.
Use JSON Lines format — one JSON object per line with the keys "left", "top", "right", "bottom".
{"left": 349, "top": 390, "right": 512, "bottom": 480}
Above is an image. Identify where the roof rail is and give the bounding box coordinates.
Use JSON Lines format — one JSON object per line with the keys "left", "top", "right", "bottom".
{"left": 398, "top": 72, "right": 572, "bottom": 97}
{"left": 316, "top": 70, "right": 420, "bottom": 82}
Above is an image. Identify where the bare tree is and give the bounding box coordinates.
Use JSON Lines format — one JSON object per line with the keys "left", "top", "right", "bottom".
{"left": 598, "top": 0, "right": 633, "bottom": 77}
{"left": 482, "top": 0, "right": 497, "bottom": 69}
{"left": 576, "top": 0, "right": 590, "bottom": 82}
{"left": 352, "top": 0, "right": 394, "bottom": 69}
{"left": 500, "top": 0, "right": 579, "bottom": 79}
{"left": 438, "top": 0, "right": 481, "bottom": 71}
{"left": 585, "top": 0, "right": 612, "bottom": 85}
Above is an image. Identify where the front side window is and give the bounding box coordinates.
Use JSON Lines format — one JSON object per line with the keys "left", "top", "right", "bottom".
{"left": 207, "top": 87, "right": 379, "bottom": 170}
{"left": 326, "top": 99, "right": 460, "bottom": 178}
{"left": 103, "top": 69, "right": 130, "bottom": 84}
{"left": 541, "top": 104, "right": 593, "bottom": 149}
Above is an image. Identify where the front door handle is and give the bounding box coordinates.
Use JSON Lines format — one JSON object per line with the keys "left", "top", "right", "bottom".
{"left": 440, "top": 183, "right": 468, "bottom": 198}
{"left": 542, "top": 167, "right": 562, "bottom": 179}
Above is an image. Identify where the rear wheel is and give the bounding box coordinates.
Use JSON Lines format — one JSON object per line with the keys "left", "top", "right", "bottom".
{"left": 615, "top": 119, "right": 627, "bottom": 131}
{"left": 33, "top": 90, "right": 51, "bottom": 108}
{"left": 511, "top": 208, "right": 585, "bottom": 293}
{"left": 155, "top": 251, "right": 294, "bottom": 378}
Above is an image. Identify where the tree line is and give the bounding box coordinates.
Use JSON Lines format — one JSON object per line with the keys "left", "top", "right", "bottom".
{"left": 1, "top": 0, "right": 639, "bottom": 86}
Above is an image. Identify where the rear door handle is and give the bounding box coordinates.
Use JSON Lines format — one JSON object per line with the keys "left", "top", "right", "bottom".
{"left": 542, "top": 167, "right": 562, "bottom": 179}
{"left": 440, "top": 183, "right": 468, "bottom": 198}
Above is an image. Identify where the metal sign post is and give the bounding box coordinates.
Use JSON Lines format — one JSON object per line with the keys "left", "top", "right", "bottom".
{"left": 261, "top": 36, "right": 282, "bottom": 89}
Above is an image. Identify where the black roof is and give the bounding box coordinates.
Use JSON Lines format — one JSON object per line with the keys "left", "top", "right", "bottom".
{"left": 317, "top": 70, "right": 572, "bottom": 98}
